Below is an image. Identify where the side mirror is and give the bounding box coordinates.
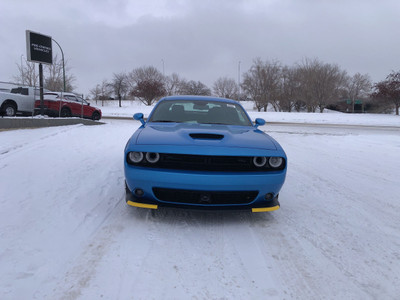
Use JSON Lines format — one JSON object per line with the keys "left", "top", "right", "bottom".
{"left": 134, "top": 113, "right": 145, "bottom": 126}
{"left": 254, "top": 118, "right": 266, "bottom": 128}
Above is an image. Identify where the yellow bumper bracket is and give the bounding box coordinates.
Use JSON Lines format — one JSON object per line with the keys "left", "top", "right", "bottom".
{"left": 127, "top": 201, "right": 158, "bottom": 210}
{"left": 252, "top": 205, "right": 280, "bottom": 213}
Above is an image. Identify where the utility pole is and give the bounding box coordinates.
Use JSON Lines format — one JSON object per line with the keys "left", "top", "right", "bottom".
{"left": 39, "top": 63, "right": 44, "bottom": 115}
{"left": 20, "top": 55, "right": 24, "bottom": 85}
{"left": 238, "top": 61, "right": 241, "bottom": 101}
{"left": 52, "top": 38, "right": 66, "bottom": 92}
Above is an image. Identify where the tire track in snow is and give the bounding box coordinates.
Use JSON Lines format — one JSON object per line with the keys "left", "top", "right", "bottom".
{"left": 71, "top": 208, "right": 286, "bottom": 300}
{"left": 116, "top": 209, "right": 286, "bottom": 300}
{"left": 0, "top": 125, "right": 82, "bottom": 157}
{"left": 53, "top": 204, "right": 174, "bottom": 299}
{"left": 222, "top": 214, "right": 284, "bottom": 299}
{"left": 54, "top": 195, "right": 128, "bottom": 300}
{"left": 261, "top": 129, "right": 400, "bottom": 299}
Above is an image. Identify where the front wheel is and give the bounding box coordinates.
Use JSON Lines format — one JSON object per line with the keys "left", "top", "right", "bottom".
{"left": 60, "top": 108, "right": 71, "bottom": 118}
{"left": 2, "top": 103, "right": 17, "bottom": 116}
{"left": 92, "top": 111, "right": 100, "bottom": 120}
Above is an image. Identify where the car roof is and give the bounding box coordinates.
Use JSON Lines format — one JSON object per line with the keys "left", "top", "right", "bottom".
{"left": 159, "top": 95, "right": 239, "bottom": 104}
{"left": 44, "top": 92, "right": 78, "bottom": 97}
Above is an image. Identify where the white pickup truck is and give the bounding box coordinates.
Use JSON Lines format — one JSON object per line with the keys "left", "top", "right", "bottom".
{"left": 0, "top": 86, "right": 40, "bottom": 116}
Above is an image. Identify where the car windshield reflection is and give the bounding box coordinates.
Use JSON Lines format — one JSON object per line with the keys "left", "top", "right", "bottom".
{"left": 149, "top": 100, "right": 252, "bottom": 126}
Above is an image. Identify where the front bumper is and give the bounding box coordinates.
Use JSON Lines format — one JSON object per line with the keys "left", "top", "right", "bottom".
{"left": 124, "top": 165, "right": 285, "bottom": 212}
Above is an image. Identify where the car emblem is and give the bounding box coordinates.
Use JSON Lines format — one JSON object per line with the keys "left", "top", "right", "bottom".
{"left": 199, "top": 193, "right": 212, "bottom": 203}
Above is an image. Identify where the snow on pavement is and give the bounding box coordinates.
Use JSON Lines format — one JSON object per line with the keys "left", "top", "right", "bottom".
{"left": 1, "top": 112, "right": 400, "bottom": 299}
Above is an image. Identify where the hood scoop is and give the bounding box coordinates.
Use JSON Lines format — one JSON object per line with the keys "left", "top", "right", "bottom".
{"left": 189, "top": 133, "right": 224, "bottom": 140}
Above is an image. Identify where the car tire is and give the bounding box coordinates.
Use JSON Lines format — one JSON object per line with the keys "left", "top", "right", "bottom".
{"left": 2, "top": 103, "right": 17, "bottom": 116}
{"left": 92, "top": 111, "right": 100, "bottom": 120}
{"left": 60, "top": 108, "right": 71, "bottom": 118}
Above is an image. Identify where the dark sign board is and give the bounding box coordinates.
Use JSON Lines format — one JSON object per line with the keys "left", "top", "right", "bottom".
{"left": 26, "top": 30, "right": 52, "bottom": 65}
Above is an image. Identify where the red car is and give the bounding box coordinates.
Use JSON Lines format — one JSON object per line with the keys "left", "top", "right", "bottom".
{"left": 34, "top": 92, "right": 102, "bottom": 120}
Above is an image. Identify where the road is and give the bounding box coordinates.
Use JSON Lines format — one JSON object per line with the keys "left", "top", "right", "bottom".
{"left": 0, "top": 120, "right": 399, "bottom": 299}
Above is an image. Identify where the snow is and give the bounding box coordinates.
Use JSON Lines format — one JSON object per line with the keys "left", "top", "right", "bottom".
{"left": 1, "top": 101, "right": 400, "bottom": 299}
{"left": 99, "top": 100, "right": 400, "bottom": 127}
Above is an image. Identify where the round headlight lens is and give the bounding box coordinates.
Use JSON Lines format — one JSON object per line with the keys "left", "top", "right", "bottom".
{"left": 269, "top": 157, "right": 283, "bottom": 168}
{"left": 145, "top": 152, "right": 160, "bottom": 163}
{"left": 253, "top": 156, "right": 267, "bottom": 167}
{"left": 129, "top": 151, "right": 144, "bottom": 163}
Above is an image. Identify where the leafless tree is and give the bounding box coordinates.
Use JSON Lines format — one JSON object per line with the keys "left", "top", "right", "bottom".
{"left": 278, "top": 66, "right": 299, "bottom": 112}
{"left": 212, "top": 77, "right": 239, "bottom": 99}
{"left": 241, "top": 59, "right": 264, "bottom": 111}
{"left": 14, "top": 55, "right": 75, "bottom": 91}
{"left": 129, "top": 66, "right": 166, "bottom": 105}
{"left": 294, "top": 63, "right": 315, "bottom": 112}
{"left": 164, "top": 73, "right": 185, "bottom": 96}
{"left": 13, "top": 60, "right": 38, "bottom": 87}
{"left": 90, "top": 84, "right": 101, "bottom": 104}
{"left": 372, "top": 71, "right": 400, "bottom": 115}
{"left": 44, "top": 54, "right": 75, "bottom": 92}
{"left": 100, "top": 79, "right": 113, "bottom": 100}
{"left": 179, "top": 80, "right": 211, "bottom": 96}
{"left": 344, "top": 73, "right": 372, "bottom": 112}
{"left": 129, "top": 66, "right": 164, "bottom": 87}
{"left": 91, "top": 80, "right": 112, "bottom": 106}
{"left": 110, "top": 72, "right": 129, "bottom": 107}
{"left": 296, "top": 58, "right": 347, "bottom": 112}
{"left": 265, "top": 63, "right": 283, "bottom": 112}
{"left": 241, "top": 58, "right": 282, "bottom": 111}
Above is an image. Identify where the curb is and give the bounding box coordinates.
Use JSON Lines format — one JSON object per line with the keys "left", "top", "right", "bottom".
{"left": 0, "top": 117, "right": 105, "bottom": 130}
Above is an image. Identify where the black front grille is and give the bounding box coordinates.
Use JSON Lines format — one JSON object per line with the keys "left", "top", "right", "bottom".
{"left": 130, "top": 153, "right": 285, "bottom": 172}
{"left": 153, "top": 188, "right": 258, "bottom": 205}
{"left": 162, "top": 154, "right": 253, "bottom": 171}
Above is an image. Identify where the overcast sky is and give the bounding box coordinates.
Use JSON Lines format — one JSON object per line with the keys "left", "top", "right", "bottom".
{"left": 1, "top": 0, "right": 400, "bottom": 96}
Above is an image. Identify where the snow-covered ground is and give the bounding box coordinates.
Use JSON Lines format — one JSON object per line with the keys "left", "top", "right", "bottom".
{"left": 1, "top": 102, "right": 400, "bottom": 299}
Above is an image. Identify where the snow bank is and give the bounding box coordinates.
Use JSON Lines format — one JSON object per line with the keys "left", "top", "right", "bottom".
{"left": 99, "top": 100, "right": 400, "bottom": 127}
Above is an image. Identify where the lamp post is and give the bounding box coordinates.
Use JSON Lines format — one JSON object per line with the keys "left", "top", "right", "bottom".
{"left": 52, "top": 38, "right": 66, "bottom": 92}
{"left": 20, "top": 54, "right": 24, "bottom": 85}
{"left": 238, "top": 61, "right": 241, "bottom": 101}
{"left": 161, "top": 59, "right": 165, "bottom": 76}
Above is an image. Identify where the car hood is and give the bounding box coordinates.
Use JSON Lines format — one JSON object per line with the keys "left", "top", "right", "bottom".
{"left": 135, "top": 123, "right": 277, "bottom": 150}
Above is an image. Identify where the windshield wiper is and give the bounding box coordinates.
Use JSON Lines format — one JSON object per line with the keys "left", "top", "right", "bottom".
{"left": 203, "top": 122, "right": 227, "bottom": 125}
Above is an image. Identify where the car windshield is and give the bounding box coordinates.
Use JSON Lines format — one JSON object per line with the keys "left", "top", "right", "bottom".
{"left": 77, "top": 96, "right": 89, "bottom": 105}
{"left": 149, "top": 100, "right": 252, "bottom": 126}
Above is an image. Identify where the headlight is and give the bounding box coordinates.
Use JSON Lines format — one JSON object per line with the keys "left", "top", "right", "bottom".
{"left": 253, "top": 156, "right": 267, "bottom": 167}
{"left": 269, "top": 157, "right": 283, "bottom": 168}
{"left": 146, "top": 152, "right": 160, "bottom": 163}
{"left": 128, "top": 151, "right": 144, "bottom": 163}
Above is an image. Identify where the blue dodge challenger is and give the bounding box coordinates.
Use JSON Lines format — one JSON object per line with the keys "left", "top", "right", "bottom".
{"left": 124, "top": 96, "right": 287, "bottom": 212}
